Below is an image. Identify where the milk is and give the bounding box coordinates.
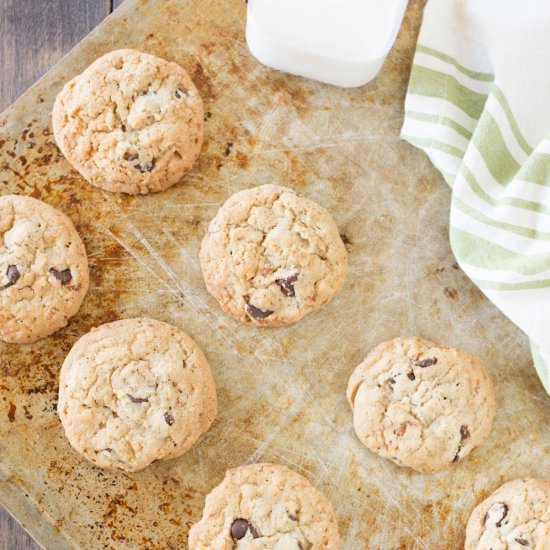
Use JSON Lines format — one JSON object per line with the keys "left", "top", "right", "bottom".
{"left": 246, "top": 0, "right": 408, "bottom": 88}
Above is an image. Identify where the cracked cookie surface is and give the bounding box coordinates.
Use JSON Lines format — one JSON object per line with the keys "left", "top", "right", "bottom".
{"left": 58, "top": 318, "right": 217, "bottom": 472}
{"left": 53, "top": 49, "right": 204, "bottom": 194}
{"left": 0, "top": 194, "right": 89, "bottom": 343}
{"left": 188, "top": 463, "right": 341, "bottom": 550}
{"left": 465, "top": 478, "right": 550, "bottom": 549}
{"left": 199, "top": 184, "right": 348, "bottom": 327}
{"left": 346, "top": 336, "right": 496, "bottom": 473}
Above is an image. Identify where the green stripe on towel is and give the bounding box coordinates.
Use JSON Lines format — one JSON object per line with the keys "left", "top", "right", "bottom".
{"left": 450, "top": 227, "right": 550, "bottom": 276}
{"left": 416, "top": 44, "right": 495, "bottom": 82}
{"left": 409, "top": 66, "right": 488, "bottom": 121}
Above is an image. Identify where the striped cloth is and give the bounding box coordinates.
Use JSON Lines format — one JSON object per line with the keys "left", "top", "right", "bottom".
{"left": 401, "top": 0, "right": 550, "bottom": 392}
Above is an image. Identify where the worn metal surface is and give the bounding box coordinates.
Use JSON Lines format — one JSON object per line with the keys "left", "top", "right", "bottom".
{"left": 0, "top": 0, "right": 548, "bottom": 548}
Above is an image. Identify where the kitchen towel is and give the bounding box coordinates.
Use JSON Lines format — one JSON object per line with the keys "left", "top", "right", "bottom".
{"left": 401, "top": 0, "right": 550, "bottom": 392}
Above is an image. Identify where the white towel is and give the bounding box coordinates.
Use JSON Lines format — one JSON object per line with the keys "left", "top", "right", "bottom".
{"left": 401, "top": 0, "right": 550, "bottom": 392}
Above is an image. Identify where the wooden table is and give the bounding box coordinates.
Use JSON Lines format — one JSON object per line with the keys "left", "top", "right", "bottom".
{"left": 0, "top": 2, "right": 123, "bottom": 547}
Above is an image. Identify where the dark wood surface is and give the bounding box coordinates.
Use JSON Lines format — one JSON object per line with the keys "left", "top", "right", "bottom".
{"left": 0, "top": 2, "right": 124, "bottom": 547}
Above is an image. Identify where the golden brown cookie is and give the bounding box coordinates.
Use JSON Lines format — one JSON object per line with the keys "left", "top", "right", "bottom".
{"left": 189, "top": 463, "right": 341, "bottom": 549}
{"left": 200, "top": 184, "right": 348, "bottom": 327}
{"left": 58, "top": 318, "right": 217, "bottom": 472}
{"left": 0, "top": 194, "right": 89, "bottom": 343}
{"left": 347, "top": 336, "right": 496, "bottom": 473}
{"left": 53, "top": 49, "right": 203, "bottom": 194}
{"left": 465, "top": 479, "right": 550, "bottom": 549}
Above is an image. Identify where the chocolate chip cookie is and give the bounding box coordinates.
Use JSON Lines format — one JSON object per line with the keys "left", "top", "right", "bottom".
{"left": 189, "top": 463, "right": 341, "bottom": 549}
{"left": 199, "top": 184, "right": 348, "bottom": 327}
{"left": 0, "top": 194, "right": 89, "bottom": 343}
{"left": 58, "top": 318, "right": 217, "bottom": 472}
{"left": 52, "top": 49, "right": 204, "bottom": 194}
{"left": 465, "top": 479, "right": 550, "bottom": 549}
{"left": 346, "top": 336, "right": 496, "bottom": 473}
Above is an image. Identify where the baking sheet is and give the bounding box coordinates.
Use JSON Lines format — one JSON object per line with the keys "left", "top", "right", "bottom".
{"left": 1, "top": 0, "right": 548, "bottom": 548}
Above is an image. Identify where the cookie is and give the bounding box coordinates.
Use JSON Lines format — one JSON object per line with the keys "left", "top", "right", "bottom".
{"left": 346, "top": 336, "right": 496, "bottom": 473}
{"left": 0, "top": 194, "right": 89, "bottom": 343}
{"left": 199, "top": 184, "right": 348, "bottom": 327}
{"left": 52, "top": 49, "right": 204, "bottom": 195}
{"left": 58, "top": 318, "right": 217, "bottom": 472}
{"left": 189, "top": 463, "right": 341, "bottom": 549}
{"left": 465, "top": 478, "right": 550, "bottom": 549}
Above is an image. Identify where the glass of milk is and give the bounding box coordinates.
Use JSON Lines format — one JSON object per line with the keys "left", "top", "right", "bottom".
{"left": 246, "top": 0, "right": 409, "bottom": 88}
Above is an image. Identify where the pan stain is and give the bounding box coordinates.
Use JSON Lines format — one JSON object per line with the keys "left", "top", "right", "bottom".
{"left": 103, "top": 495, "right": 137, "bottom": 520}
{"left": 66, "top": 193, "right": 81, "bottom": 208}
{"left": 235, "top": 151, "right": 248, "bottom": 168}
{"left": 200, "top": 41, "right": 217, "bottom": 56}
{"left": 444, "top": 287, "right": 458, "bottom": 301}
{"left": 26, "top": 381, "right": 56, "bottom": 395}
{"left": 35, "top": 153, "right": 53, "bottom": 167}
{"left": 285, "top": 153, "right": 308, "bottom": 188}
{"left": 168, "top": 516, "right": 182, "bottom": 527}
{"left": 7, "top": 402, "right": 16, "bottom": 422}
{"left": 192, "top": 62, "right": 214, "bottom": 99}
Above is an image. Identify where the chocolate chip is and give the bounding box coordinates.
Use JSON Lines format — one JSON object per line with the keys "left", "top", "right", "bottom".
{"left": 174, "top": 87, "right": 188, "bottom": 99}
{"left": 275, "top": 273, "right": 299, "bottom": 297}
{"left": 123, "top": 152, "right": 139, "bottom": 162}
{"left": 287, "top": 511, "right": 298, "bottom": 521}
{"left": 484, "top": 502, "right": 509, "bottom": 528}
{"left": 95, "top": 448, "right": 113, "bottom": 454}
{"left": 224, "top": 142, "right": 233, "bottom": 156}
{"left": 230, "top": 519, "right": 259, "bottom": 541}
{"left": 415, "top": 357, "right": 438, "bottom": 368}
{"left": 136, "top": 159, "right": 156, "bottom": 173}
{"left": 515, "top": 539, "right": 529, "bottom": 546}
{"left": 495, "top": 503, "right": 509, "bottom": 528}
{"left": 452, "top": 427, "right": 470, "bottom": 463}
{"left": 121, "top": 124, "right": 127, "bottom": 132}
{"left": 128, "top": 394, "right": 149, "bottom": 404}
{"left": 387, "top": 377, "right": 396, "bottom": 389}
{"left": 164, "top": 412, "right": 175, "bottom": 426}
{"left": 49, "top": 267, "right": 72, "bottom": 285}
{"left": 2, "top": 265, "right": 20, "bottom": 289}
{"left": 246, "top": 303, "right": 274, "bottom": 320}
{"left": 396, "top": 422, "right": 409, "bottom": 437}
{"left": 407, "top": 371, "right": 415, "bottom": 381}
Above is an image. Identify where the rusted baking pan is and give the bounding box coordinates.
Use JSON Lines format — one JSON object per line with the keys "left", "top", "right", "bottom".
{"left": 0, "top": 0, "right": 548, "bottom": 548}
